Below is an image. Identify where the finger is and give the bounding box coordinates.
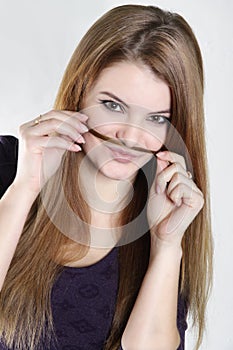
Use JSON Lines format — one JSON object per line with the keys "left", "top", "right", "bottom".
{"left": 62, "top": 110, "right": 88, "bottom": 121}
{"left": 39, "top": 111, "right": 89, "bottom": 133}
{"left": 155, "top": 157, "right": 170, "bottom": 176}
{"left": 154, "top": 158, "right": 170, "bottom": 194}
{"left": 167, "top": 175, "right": 200, "bottom": 206}
{"left": 156, "top": 150, "right": 187, "bottom": 170}
{"left": 28, "top": 119, "right": 87, "bottom": 144}
{"left": 32, "top": 135, "right": 82, "bottom": 152}
{"left": 156, "top": 162, "right": 188, "bottom": 193}
{"left": 167, "top": 173, "right": 203, "bottom": 201}
{"left": 21, "top": 110, "right": 89, "bottom": 134}
{"left": 169, "top": 182, "right": 205, "bottom": 209}
{"left": 161, "top": 194, "right": 204, "bottom": 235}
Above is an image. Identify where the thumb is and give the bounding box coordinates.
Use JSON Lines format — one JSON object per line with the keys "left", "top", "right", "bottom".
{"left": 155, "top": 156, "right": 169, "bottom": 177}
{"left": 149, "top": 156, "right": 169, "bottom": 194}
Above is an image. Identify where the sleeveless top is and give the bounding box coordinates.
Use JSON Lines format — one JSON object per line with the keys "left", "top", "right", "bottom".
{"left": 50, "top": 247, "right": 119, "bottom": 349}
{"left": 0, "top": 136, "right": 187, "bottom": 350}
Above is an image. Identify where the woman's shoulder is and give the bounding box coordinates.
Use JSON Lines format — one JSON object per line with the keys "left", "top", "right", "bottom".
{"left": 0, "top": 135, "right": 18, "bottom": 160}
{"left": 0, "top": 135, "right": 18, "bottom": 144}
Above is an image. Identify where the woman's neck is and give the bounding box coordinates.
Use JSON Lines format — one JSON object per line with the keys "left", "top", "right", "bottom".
{"left": 77, "top": 155, "right": 136, "bottom": 248}
{"left": 78, "top": 155, "right": 134, "bottom": 222}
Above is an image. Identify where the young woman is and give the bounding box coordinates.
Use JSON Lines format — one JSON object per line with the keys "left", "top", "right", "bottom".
{"left": 0, "top": 4, "right": 213, "bottom": 350}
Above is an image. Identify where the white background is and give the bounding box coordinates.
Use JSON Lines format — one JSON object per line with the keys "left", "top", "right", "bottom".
{"left": 0, "top": 1, "right": 232, "bottom": 349}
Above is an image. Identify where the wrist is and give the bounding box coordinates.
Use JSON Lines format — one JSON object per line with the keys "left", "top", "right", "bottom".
{"left": 149, "top": 234, "right": 183, "bottom": 263}
{"left": 8, "top": 181, "right": 39, "bottom": 204}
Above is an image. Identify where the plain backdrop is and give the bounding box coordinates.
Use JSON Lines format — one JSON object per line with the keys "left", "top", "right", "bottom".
{"left": 0, "top": 1, "right": 232, "bottom": 349}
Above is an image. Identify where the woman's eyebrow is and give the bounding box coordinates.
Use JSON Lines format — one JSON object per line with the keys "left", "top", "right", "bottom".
{"left": 99, "top": 91, "right": 129, "bottom": 108}
{"left": 150, "top": 109, "right": 171, "bottom": 114}
{"left": 148, "top": 109, "right": 171, "bottom": 118}
{"left": 100, "top": 91, "right": 171, "bottom": 115}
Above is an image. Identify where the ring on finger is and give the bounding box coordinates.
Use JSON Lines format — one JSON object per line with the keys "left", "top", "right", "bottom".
{"left": 34, "top": 114, "right": 43, "bottom": 125}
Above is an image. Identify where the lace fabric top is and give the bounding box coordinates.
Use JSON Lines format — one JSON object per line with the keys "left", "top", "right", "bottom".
{"left": 51, "top": 247, "right": 119, "bottom": 349}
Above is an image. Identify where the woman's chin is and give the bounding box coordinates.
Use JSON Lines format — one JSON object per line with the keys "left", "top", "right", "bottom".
{"left": 99, "top": 161, "right": 139, "bottom": 181}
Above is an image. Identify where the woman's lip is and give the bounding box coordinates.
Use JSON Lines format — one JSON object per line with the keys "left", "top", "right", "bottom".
{"left": 107, "top": 146, "right": 139, "bottom": 160}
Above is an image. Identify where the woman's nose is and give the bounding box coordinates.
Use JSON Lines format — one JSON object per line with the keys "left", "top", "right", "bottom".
{"left": 115, "top": 123, "right": 146, "bottom": 149}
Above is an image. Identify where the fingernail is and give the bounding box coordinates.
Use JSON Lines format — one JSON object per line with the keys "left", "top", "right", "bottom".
{"left": 77, "top": 136, "right": 85, "bottom": 144}
{"left": 73, "top": 144, "right": 82, "bottom": 151}
{"left": 156, "top": 185, "right": 161, "bottom": 194}
{"left": 78, "top": 113, "right": 89, "bottom": 121}
{"left": 81, "top": 124, "right": 89, "bottom": 132}
{"left": 156, "top": 151, "right": 166, "bottom": 157}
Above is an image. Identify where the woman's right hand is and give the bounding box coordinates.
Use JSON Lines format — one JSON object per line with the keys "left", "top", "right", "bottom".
{"left": 13, "top": 110, "right": 88, "bottom": 196}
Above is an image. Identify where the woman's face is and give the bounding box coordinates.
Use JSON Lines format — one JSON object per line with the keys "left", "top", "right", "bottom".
{"left": 82, "top": 61, "right": 171, "bottom": 180}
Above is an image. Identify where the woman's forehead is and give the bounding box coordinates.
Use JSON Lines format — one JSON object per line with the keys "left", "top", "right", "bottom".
{"left": 85, "top": 61, "right": 171, "bottom": 112}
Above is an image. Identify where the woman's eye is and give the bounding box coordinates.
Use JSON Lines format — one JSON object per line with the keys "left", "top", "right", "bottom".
{"left": 101, "top": 100, "right": 123, "bottom": 112}
{"left": 147, "top": 115, "right": 169, "bottom": 124}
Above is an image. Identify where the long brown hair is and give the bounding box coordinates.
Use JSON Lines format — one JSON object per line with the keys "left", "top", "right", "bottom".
{"left": 0, "top": 5, "right": 213, "bottom": 350}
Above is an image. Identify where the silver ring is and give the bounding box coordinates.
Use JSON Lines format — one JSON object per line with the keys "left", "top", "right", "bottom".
{"left": 187, "top": 171, "right": 192, "bottom": 179}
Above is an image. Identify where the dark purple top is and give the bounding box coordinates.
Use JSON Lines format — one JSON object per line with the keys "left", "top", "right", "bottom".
{"left": 0, "top": 136, "right": 18, "bottom": 198}
{"left": 51, "top": 247, "right": 119, "bottom": 350}
{"left": 0, "top": 136, "right": 187, "bottom": 350}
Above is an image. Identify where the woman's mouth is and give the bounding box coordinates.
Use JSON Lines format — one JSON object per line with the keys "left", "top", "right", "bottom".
{"left": 107, "top": 145, "right": 139, "bottom": 163}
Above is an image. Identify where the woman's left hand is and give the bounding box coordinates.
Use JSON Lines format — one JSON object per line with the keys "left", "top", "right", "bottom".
{"left": 147, "top": 150, "right": 204, "bottom": 245}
